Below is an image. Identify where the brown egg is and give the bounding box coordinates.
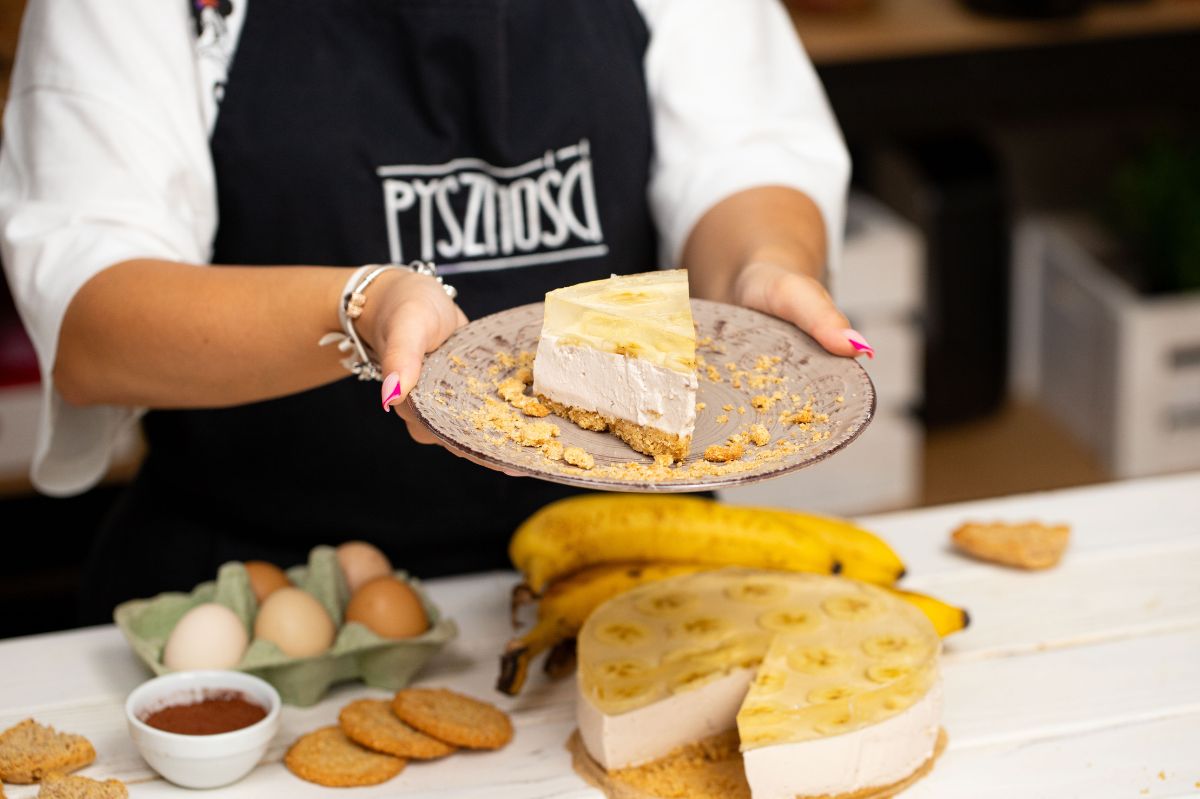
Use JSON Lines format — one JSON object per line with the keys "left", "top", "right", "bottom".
{"left": 345, "top": 578, "right": 429, "bottom": 639}
{"left": 336, "top": 541, "right": 394, "bottom": 593}
{"left": 254, "top": 587, "right": 336, "bottom": 657}
{"left": 244, "top": 560, "right": 291, "bottom": 602}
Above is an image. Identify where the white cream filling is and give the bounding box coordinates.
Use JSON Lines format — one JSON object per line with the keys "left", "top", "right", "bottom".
{"left": 578, "top": 673, "right": 943, "bottom": 797}
{"left": 532, "top": 334, "right": 697, "bottom": 438}
{"left": 743, "top": 681, "right": 944, "bottom": 799}
{"left": 577, "top": 669, "right": 754, "bottom": 771}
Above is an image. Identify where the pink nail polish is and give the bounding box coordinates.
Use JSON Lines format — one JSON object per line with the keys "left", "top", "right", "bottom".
{"left": 381, "top": 372, "right": 402, "bottom": 411}
{"left": 843, "top": 329, "right": 875, "bottom": 359}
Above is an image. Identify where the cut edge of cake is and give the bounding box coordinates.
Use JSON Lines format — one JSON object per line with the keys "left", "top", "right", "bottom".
{"left": 533, "top": 270, "right": 698, "bottom": 463}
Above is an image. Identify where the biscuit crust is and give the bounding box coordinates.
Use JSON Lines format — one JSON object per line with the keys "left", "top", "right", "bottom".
{"left": 540, "top": 397, "right": 691, "bottom": 463}
{"left": 567, "top": 728, "right": 948, "bottom": 799}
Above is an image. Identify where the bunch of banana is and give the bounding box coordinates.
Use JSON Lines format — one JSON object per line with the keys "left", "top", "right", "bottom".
{"left": 499, "top": 562, "right": 707, "bottom": 695}
{"left": 755, "top": 508, "right": 906, "bottom": 585}
{"left": 498, "top": 495, "right": 969, "bottom": 696}
{"left": 508, "top": 494, "right": 839, "bottom": 594}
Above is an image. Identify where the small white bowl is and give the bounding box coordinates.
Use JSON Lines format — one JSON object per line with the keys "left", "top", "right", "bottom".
{"left": 125, "top": 670, "right": 281, "bottom": 789}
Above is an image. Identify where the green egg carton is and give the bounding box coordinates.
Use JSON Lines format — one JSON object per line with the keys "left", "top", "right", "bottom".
{"left": 113, "top": 545, "right": 458, "bottom": 706}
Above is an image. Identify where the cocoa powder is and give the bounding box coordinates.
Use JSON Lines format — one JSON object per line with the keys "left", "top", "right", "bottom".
{"left": 143, "top": 690, "right": 267, "bottom": 735}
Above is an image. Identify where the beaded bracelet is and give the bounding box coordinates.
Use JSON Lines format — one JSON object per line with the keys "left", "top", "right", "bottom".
{"left": 318, "top": 261, "right": 457, "bottom": 381}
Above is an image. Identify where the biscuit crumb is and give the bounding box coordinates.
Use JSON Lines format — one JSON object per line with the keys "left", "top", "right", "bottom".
{"left": 511, "top": 420, "right": 559, "bottom": 447}
{"left": 737, "top": 406, "right": 746, "bottom": 415}
{"left": 563, "top": 447, "right": 595, "bottom": 470}
{"left": 782, "top": 406, "right": 814, "bottom": 425}
{"left": 606, "top": 730, "right": 749, "bottom": 799}
{"left": 753, "top": 355, "right": 781, "bottom": 372}
{"left": 496, "top": 377, "right": 550, "bottom": 417}
{"left": 951, "top": 521, "right": 1071, "bottom": 570}
{"left": 695, "top": 402, "right": 706, "bottom": 411}
{"left": 722, "top": 404, "right": 734, "bottom": 412}
{"left": 716, "top": 414, "right": 729, "bottom": 424}
{"left": 703, "top": 439, "right": 745, "bottom": 463}
{"left": 705, "top": 365, "right": 722, "bottom": 382}
{"left": 747, "top": 424, "right": 770, "bottom": 446}
{"left": 541, "top": 440, "right": 564, "bottom": 461}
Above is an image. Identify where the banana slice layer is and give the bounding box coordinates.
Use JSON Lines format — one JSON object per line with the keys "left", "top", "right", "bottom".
{"left": 577, "top": 568, "right": 941, "bottom": 750}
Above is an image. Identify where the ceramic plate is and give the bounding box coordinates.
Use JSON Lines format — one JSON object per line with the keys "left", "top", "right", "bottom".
{"left": 408, "top": 300, "right": 875, "bottom": 492}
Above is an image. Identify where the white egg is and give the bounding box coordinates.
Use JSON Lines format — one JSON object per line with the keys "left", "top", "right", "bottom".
{"left": 163, "top": 602, "right": 249, "bottom": 671}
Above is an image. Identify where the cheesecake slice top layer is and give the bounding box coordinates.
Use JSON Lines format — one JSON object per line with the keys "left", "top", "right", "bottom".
{"left": 578, "top": 569, "right": 940, "bottom": 749}
{"left": 541, "top": 270, "right": 696, "bottom": 374}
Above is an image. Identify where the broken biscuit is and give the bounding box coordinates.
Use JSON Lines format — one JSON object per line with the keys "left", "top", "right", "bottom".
{"left": 951, "top": 521, "right": 1070, "bottom": 570}
{"left": 0, "top": 720, "right": 95, "bottom": 784}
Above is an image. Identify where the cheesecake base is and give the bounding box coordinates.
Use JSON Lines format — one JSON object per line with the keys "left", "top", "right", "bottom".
{"left": 539, "top": 397, "right": 691, "bottom": 463}
{"left": 567, "top": 728, "right": 947, "bottom": 799}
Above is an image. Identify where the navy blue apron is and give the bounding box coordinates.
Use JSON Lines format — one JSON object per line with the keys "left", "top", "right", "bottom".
{"left": 81, "top": 0, "right": 657, "bottom": 620}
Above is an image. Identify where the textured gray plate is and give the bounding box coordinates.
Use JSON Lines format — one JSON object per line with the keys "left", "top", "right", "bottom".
{"left": 409, "top": 300, "right": 875, "bottom": 492}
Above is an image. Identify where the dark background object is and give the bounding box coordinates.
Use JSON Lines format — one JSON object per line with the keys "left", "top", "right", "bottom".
{"left": 0, "top": 486, "right": 122, "bottom": 638}
{"left": 815, "top": 31, "right": 1199, "bottom": 139}
{"left": 1106, "top": 136, "right": 1200, "bottom": 295}
{"left": 962, "top": 0, "right": 1092, "bottom": 19}
{"left": 863, "top": 135, "right": 1011, "bottom": 427}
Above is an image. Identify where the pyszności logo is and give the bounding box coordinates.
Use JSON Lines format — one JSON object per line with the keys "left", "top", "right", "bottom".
{"left": 376, "top": 139, "right": 607, "bottom": 276}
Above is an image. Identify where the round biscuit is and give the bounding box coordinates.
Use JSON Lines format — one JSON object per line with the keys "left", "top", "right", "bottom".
{"left": 284, "top": 726, "right": 404, "bottom": 787}
{"left": 339, "top": 699, "right": 456, "bottom": 760}
{"left": 391, "top": 688, "right": 513, "bottom": 750}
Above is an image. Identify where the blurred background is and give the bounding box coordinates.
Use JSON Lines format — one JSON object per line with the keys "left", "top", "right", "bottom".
{"left": 0, "top": 0, "right": 1196, "bottom": 637}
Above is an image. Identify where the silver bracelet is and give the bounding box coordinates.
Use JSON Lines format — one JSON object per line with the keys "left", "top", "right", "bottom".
{"left": 318, "top": 261, "right": 458, "bottom": 382}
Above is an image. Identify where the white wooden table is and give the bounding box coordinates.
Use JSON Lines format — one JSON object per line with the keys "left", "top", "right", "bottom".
{"left": 3, "top": 474, "right": 1199, "bottom": 798}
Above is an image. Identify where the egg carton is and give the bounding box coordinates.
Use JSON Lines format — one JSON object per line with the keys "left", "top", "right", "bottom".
{"left": 113, "top": 546, "right": 458, "bottom": 706}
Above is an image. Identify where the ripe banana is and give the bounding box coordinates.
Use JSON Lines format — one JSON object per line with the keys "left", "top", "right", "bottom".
{"left": 755, "top": 507, "right": 906, "bottom": 585}
{"left": 498, "top": 561, "right": 707, "bottom": 695}
{"left": 885, "top": 587, "right": 970, "bottom": 637}
{"left": 509, "top": 494, "right": 838, "bottom": 593}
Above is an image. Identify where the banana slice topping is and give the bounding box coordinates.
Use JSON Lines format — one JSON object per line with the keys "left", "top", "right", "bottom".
{"left": 578, "top": 568, "right": 941, "bottom": 750}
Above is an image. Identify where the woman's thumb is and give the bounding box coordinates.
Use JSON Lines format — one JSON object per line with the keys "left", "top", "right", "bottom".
{"left": 379, "top": 313, "right": 430, "bottom": 412}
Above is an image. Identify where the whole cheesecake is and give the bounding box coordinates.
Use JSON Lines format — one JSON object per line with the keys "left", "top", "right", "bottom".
{"left": 532, "top": 270, "right": 698, "bottom": 463}
{"left": 576, "top": 569, "right": 944, "bottom": 798}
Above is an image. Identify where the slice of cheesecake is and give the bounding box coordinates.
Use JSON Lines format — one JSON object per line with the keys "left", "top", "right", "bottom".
{"left": 576, "top": 569, "right": 944, "bottom": 798}
{"left": 533, "top": 270, "right": 698, "bottom": 462}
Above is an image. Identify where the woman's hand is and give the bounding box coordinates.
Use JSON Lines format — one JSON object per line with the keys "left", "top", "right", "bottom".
{"left": 733, "top": 260, "right": 873, "bottom": 359}
{"left": 682, "top": 186, "right": 873, "bottom": 360}
{"left": 357, "top": 269, "right": 466, "bottom": 444}
{"left": 358, "top": 270, "right": 527, "bottom": 476}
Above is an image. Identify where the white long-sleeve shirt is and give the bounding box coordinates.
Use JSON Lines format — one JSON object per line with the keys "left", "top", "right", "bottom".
{"left": 0, "top": 0, "right": 849, "bottom": 496}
